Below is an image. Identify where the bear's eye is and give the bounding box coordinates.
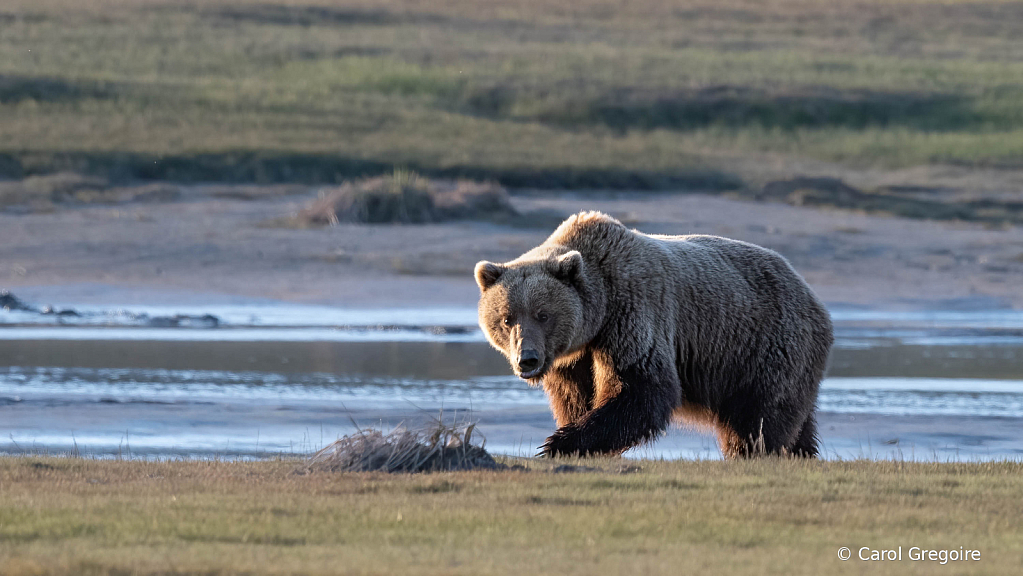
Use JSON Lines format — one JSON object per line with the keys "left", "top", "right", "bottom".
{"left": 536, "top": 312, "right": 549, "bottom": 323}
{"left": 502, "top": 316, "right": 513, "bottom": 327}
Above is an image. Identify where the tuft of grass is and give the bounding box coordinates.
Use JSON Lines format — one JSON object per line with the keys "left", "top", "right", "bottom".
{"left": 303, "top": 421, "right": 501, "bottom": 473}
{"left": 287, "top": 171, "right": 517, "bottom": 226}
{"left": 758, "top": 176, "right": 1023, "bottom": 224}
{"left": 0, "top": 172, "right": 182, "bottom": 211}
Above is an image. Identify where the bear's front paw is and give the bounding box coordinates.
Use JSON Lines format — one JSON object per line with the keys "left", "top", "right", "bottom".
{"left": 539, "top": 426, "right": 583, "bottom": 458}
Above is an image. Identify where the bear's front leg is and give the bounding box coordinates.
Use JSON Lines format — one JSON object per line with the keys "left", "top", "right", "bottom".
{"left": 540, "top": 356, "right": 678, "bottom": 457}
{"left": 541, "top": 352, "right": 595, "bottom": 427}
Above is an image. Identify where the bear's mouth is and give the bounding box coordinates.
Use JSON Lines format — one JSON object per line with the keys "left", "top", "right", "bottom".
{"left": 516, "top": 364, "right": 546, "bottom": 380}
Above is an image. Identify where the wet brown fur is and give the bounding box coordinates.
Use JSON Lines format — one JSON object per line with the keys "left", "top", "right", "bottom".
{"left": 474, "top": 211, "right": 833, "bottom": 458}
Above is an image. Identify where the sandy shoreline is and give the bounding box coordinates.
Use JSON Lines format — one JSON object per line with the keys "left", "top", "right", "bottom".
{"left": 4, "top": 186, "right": 1023, "bottom": 310}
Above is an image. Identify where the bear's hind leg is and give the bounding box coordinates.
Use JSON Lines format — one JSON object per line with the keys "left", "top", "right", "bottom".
{"left": 715, "top": 412, "right": 800, "bottom": 458}
{"left": 789, "top": 413, "right": 819, "bottom": 458}
{"left": 715, "top": 425, "right": 746, "bottom": 459}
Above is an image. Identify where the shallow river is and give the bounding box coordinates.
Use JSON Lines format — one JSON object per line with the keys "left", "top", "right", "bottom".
{"left": 2, "top": 303, "right": 1023, "bottom": 460}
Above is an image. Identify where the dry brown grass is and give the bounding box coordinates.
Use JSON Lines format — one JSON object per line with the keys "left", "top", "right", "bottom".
{"left": 0, "top": 173, "right": 106, "bottom": 210}
{"left": 0, "top": 172, "right": 182, "bottom": 211}
{"left": 293, "top": 171, "right": 517, "bottom": 226}
{"left": 758, "top": 176, "right": 1023, "bottom": 225}
{"left": 303, "top": 422, "right": 501, "bottom": 473}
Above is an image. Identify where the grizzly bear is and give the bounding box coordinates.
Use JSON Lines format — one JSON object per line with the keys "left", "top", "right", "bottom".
{"left": 474, "top": 211, "right": 833, "bottom": 458}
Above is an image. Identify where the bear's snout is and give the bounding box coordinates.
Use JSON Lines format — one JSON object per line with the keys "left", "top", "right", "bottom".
{"left": 516, "top": 349, "right": 543, "bottom": 377}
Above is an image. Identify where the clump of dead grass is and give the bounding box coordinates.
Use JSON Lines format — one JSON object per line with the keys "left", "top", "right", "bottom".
{"left": 0, "top": 172, "right": 107, "bottom": 210}
{"left": 293, "top": 170, "right": 517, "bottom": 226}
{"left": 756, "top": 176, "right": 1023, "bottom": 225}
{"left": 0, "top": 172, "right": 182, "bottom": 212}
{"left": 303, "top": 421, "right": 502, "bottom": 473}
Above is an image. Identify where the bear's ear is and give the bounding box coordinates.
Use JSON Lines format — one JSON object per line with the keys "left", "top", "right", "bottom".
{"left": 552, "top": 250, "right": 583, "bottom": 285}
{"left": 474, "top": 261, "right": 505, "bottom": 291}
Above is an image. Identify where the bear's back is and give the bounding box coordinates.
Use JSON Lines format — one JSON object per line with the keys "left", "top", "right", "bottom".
{"left": 548, "top": 212, "right": 828, "bottom": 327}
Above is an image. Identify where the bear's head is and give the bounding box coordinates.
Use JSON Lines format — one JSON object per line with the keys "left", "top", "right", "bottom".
{"left": 474, "top": 250, "right": 585, "bottom": 381}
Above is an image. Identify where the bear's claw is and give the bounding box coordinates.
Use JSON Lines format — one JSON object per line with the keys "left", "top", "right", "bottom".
{"left": 539, "top": 426, "right": 583, "bottom": 458}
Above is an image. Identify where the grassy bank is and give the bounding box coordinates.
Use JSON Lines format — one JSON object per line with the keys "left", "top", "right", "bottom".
{"left": 2, "top": 0, "right": 1023, "bottom": 188}
{"left": 1, "top": 456, "right": 1022, "bottom": 574}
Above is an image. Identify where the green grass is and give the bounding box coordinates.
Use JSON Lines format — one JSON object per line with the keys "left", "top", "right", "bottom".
{"left": 2, "top": 0, "right": 1023, "bottom": 188}
{"left": 1, "top": 456, "right": 1022, "bottom": 574}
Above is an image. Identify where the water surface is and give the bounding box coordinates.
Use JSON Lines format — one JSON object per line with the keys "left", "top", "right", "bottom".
{"left": 3, "top": 304, "right": 1022, "bottom": 460}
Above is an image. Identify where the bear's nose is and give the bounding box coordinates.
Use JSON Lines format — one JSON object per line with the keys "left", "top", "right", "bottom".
{"left": 517, "top": 349, "right": 541, "bottom": 372}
